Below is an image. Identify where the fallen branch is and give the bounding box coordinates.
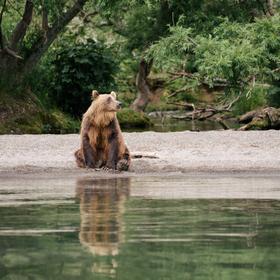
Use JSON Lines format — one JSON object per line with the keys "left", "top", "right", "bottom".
{"left": 132, "top": 154, "right": 158, "bottom": 159}
{"left": 167, "top": 101, "right": 230, "bottom": 113}
{"left": 169, "top": 102, "right": 232, "bottom": 122}
{"left": 239, "top": 107, "right": 280, "bottom": 130}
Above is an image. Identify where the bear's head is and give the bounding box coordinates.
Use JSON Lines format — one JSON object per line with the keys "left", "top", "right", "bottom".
{"left": 92, "top": 90, "right": 122, "bottom": 112}
{"left": 86, "top": 90, "right": 122, "bottom": 126}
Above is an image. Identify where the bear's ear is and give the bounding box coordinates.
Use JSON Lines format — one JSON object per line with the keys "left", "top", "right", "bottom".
{"left": 110, "top": 91, "right": 117, "bottom": 99}
{"left": 92, "top": 90, "right": 99, "bottom": 100}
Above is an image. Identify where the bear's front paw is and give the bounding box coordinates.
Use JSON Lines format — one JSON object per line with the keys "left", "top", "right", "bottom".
{"left": 117, "top": 159, "right": 130, "bottom": 171}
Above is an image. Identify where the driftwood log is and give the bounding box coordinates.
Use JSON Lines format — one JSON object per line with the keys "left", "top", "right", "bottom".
{"left": 238, "top": 107, "right": 280, "bottom": 130}
{"left": 167, "top": 93, "right": 241, "bottom": 123}
{"left": 169, "top": 103, "right": 231, "bottom": 121}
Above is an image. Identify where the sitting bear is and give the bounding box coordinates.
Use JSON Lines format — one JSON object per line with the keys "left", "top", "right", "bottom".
{"left": 75, "top": 90, "right": 131, "bottom": 171}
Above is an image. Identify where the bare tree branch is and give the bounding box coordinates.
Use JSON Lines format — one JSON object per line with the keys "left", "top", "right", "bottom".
{"left": 23, "top": 0, "right": 87, "bottom": 74}
{"left": 10, "top": 0, "right": 34, "bottom": 51}
{"left": 2, "top": 46, "right": 23, "bottom": 59}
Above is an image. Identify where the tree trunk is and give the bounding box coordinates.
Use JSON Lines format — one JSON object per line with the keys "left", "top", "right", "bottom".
{"left": 22, "top": 0, "right": 87, "bottom": 76}
{"left": 0, "top": 0, "right": 87, "bottom": 87}
{"left": 266, "top": 0, "right": 275, "bottom": 16}
{"left": 131, "top": 59, "right": 153, "bottom": 112}
{"left": 0, "top": 53, "right": 21, "bottom": 85}
{"left": 10, "top": 0, "right": 34, "bottom": 51}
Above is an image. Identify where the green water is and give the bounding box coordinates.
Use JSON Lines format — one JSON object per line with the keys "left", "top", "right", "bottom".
{"left": 0, "top": 176, "right": 280, "bottom": 280}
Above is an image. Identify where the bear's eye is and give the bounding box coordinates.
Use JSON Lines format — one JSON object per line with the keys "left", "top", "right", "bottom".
{"left": 107, "top": 97, "right": 111, "bottom": 103}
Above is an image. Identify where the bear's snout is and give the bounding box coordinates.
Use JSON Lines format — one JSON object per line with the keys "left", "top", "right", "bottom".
{"left": 117, "top": 101, "right": 122, "bottom": 109}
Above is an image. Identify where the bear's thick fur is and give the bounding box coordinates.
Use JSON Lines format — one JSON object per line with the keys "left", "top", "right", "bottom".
{"left": 75, "top": 90, "right": 130, "bottom": 171}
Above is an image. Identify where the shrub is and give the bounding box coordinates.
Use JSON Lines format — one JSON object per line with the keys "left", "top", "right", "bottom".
{"left": 267, "top": 84, "right": 280, "bottom": 108}
{"left": 50, "top": 38, "right": 117, "bottom": 117}
{"left": 233, "top": 88, "right": 267, "bottom": 115}
{"left": 117, "top": 108, "right": 152, "bottom": 128}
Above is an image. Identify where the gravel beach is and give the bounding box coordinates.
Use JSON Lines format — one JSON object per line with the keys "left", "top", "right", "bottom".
{"left": 0, "top": 130, "right": 280, "bottom": 176}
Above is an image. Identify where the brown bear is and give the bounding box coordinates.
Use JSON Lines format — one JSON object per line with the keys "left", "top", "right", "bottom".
{"left": 75, "top": 90, "right": 131, "bottom": 171}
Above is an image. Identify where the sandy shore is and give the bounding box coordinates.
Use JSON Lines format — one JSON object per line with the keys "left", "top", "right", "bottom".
{"left": 0, "top": 130, "right": 280, "bottom": 176}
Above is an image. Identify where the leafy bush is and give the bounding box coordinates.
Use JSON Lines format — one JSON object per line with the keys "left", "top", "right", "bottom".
{"left": 147, "top": 15, "right": 280, "bottom": 109}
{"left": 233, "top": 88, "right": 267, "bottom": 115}
{"left": 50, "top": 38, "right": 117, "bottom": 117}
{"left": 267, "top": 84, "right": 280, "bottom": 107}
{"left": 42, "top": 110, "right": 80, "bottom": 134}
{"left": 117, "top": 108, "right": 152, "bottom": 128}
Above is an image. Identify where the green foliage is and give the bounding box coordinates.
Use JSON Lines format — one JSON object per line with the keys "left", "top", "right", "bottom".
{"left": 148, "top": 14, "right": 280, "bottom": 109}
{"left": 195, "top": 36, "right": 264, "bottom": 87}
{"left": 147, "top": 25, "right": 195, "bottom": 71}
{"left": 233, "top": 88, "right": 267, "bottom": 115}
{"left": 42, "top": 110, "right": 80, "bottom": 133}
{"left": 119, "top": 1, "right": 173, "bottom": 51}
{"left": 49, "top": 38, "right": 117, "bottom": 117}
{"left": 21, "top": 26, "right": 45, "bottom": 58}
{"left": 2, "top": 0, "right": 280, "bottom": 134}
{"left": 0, "top": 89, "right": 80, "bottom": 134}
{"left": 117, "top": 108, "right": 152, "bottom": 128}
{"left": 0, "top": 0, "right": 82, "bottom": 54}
{"left": 114, "top": 59, "right": 139, "bottom": 106}
{"left": 0, "top": 110, "right": 80, "bottom": 134}
{"left": 267, "top": 83, "right": 280, "bottom": 107}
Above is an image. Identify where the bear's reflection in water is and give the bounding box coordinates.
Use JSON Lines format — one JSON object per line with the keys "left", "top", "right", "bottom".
{"left": 76, "top": 178, "right": 130, "bottom": 276}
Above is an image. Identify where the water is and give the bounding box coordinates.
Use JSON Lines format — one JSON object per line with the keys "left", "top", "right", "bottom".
{"left": 0, "top": 175, "right": 280, "bottom": 280}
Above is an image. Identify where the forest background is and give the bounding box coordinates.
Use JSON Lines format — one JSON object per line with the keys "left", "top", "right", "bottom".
{"left": 0, "top": 0, "right": 280, "bottom": 133}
